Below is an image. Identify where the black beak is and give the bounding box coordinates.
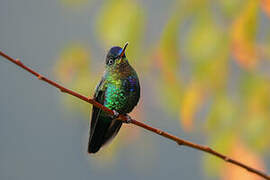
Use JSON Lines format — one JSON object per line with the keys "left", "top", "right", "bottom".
{"left": 119, "top": 42, "right": 128, "bottom": 58}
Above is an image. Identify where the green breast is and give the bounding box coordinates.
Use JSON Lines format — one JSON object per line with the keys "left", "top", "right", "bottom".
{"left": 104, "top": 82, "right": 128, "bottom": 112}
{"left": 103, "top": 73, "right": 139, "bottom": 114}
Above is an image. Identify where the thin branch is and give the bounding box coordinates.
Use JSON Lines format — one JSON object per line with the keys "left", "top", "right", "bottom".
{"left": 0, "top": 50, "right": 269, "bottom": 180}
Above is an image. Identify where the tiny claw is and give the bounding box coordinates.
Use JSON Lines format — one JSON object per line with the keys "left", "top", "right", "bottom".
{"left": 124, "top": 114, "right": 132, "bottom": 124}
{"left": 177, "top": 142, "right": 184, "bottom": 146}
{"left": 111, "top": 110, "right": 119, "bottom": 119}
{"left": 60, "top": 89, "right": 66, "bottom": 93}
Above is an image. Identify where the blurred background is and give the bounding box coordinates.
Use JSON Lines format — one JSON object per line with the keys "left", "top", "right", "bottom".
{"left": 1, "top": 0, "right": 270, "bottom": 179}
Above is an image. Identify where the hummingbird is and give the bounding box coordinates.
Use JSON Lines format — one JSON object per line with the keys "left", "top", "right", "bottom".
{"left": 88, "top": 43, "right": 140, "bottom": 153}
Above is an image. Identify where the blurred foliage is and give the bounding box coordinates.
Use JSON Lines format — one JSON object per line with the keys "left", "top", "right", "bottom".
{"left": 54, "top": 43, "right": 97, "bottom": 114}
{"left": 232, "top": 0, "right": 259, "bottom": 69}
{"left": 221, "top": 139, "right": 265, "bottom": 180}
{"left": 96, "top": 0, "right": 145, "bottom": 62}
{"left": 55, "top": 0, "right": 270, "bottom": 179}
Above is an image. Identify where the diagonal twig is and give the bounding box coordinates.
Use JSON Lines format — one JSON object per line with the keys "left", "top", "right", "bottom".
{"left": 0, "top": 50, "right": 269, "bottom": 180}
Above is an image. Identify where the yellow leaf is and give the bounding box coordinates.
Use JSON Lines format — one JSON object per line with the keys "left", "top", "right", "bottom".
{"left": 180, "top": 82, "right": 205, "bottom": 131}
{"left": 231, "top": 0, "right": 259, "bottom": 69}
{"left": 156, "top": 13, "right": 182, "bottom": 72}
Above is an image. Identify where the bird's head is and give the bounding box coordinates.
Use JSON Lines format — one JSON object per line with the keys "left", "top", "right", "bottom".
{"left": 105, "top": 42, "right": 129, "bottom": 70}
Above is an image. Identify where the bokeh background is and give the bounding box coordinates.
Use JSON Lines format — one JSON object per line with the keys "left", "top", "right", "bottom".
{"left": 1, "top": 0, "right": 270, "bottom": 179}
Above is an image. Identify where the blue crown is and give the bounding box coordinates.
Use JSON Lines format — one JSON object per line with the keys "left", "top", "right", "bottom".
{"left": 108, "top": 46, "right": 124, "bottom": 57}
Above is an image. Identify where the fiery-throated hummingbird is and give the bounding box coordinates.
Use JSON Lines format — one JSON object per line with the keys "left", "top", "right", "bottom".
{"left": 88, "top": 43, "right": 140, "bottom": 153}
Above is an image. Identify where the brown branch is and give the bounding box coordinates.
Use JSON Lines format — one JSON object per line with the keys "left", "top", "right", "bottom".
{"left": 0, "top": 50, "right": 269, "bottom": 180}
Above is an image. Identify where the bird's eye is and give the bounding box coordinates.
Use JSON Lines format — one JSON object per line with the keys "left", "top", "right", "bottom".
{"left": 108, "top": 59, "right": 114, "bottom": 65}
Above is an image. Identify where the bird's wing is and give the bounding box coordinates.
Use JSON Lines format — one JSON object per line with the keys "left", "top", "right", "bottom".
{"left": 89, "top": 77, "right": 105, "bottom": 141}
{"left": 88, "top": 77, "right": 107, "bottom": 153}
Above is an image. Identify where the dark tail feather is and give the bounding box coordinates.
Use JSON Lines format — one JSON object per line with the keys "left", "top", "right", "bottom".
{"left": 102, "top": 120, "right": 122, "bottom": 146}
{"left": 88, "top": 143, "right": 100, "bottom": 153}
{"left": 88, "top": 119, "right": 109, "bottom": 153}
{"left": 88, "top": 117, "right": 122, "bottom": 154}
{"left": 88, "top": 135, "right": 102, "bottom": 153}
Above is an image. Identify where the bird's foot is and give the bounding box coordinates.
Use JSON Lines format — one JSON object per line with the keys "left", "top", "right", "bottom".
{"left": 111, "top": 111, "right": 132, "bottom": 123}
{"left": 111, "top": 110, "right": 120, "bottom": 119}
{"left": 123, "top": 114, "right": 132, "bottom": 124}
